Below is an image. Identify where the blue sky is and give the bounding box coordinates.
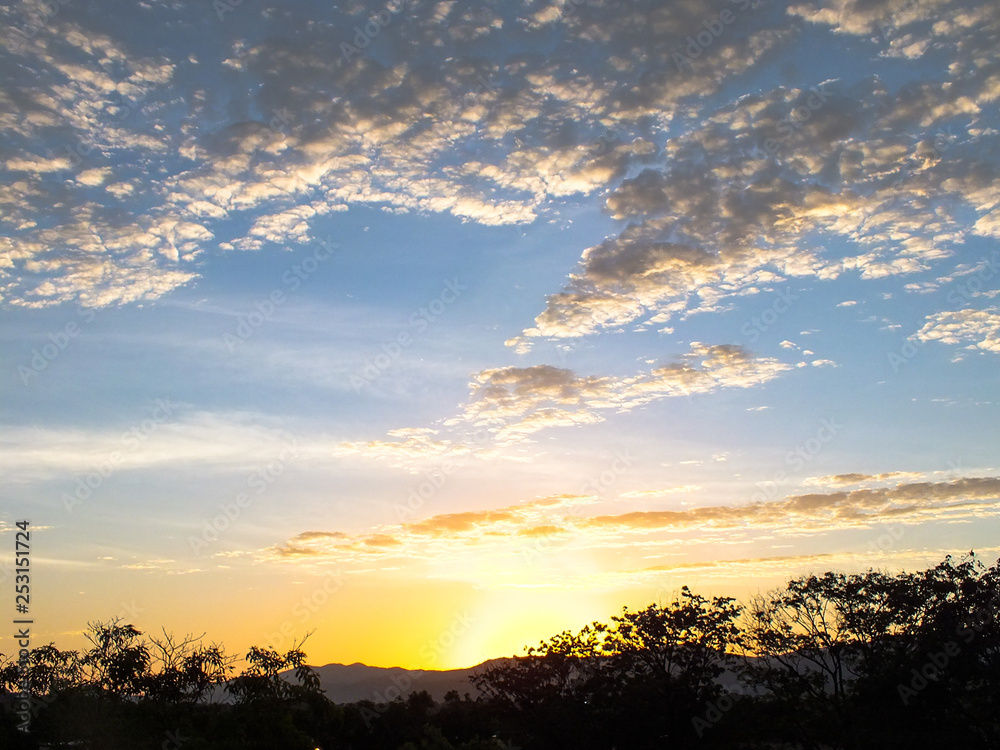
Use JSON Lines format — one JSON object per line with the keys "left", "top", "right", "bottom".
{"left": 2, "top": 0, "right": 999, "bottom": 668}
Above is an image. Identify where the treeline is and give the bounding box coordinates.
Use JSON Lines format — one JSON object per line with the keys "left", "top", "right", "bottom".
{"left": 2, "top": 553, "right": 999, "bottom": 749}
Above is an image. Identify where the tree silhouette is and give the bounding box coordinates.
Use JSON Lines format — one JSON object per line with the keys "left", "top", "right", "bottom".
{"left": 740, "top": 552, "right": 1000, "bottom": 749}
{"left": 81, "top": 618, "right": 150, "bottom": 699}
{"left": 145, "top": 629, "right": 234, "bottom": 704}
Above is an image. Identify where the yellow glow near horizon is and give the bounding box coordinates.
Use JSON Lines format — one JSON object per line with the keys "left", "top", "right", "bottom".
{"left": 19, "top": 546, "right": 1000, "bottom": 675}
{"left": 454, "top": 588, "right": 610, "bottom": 667}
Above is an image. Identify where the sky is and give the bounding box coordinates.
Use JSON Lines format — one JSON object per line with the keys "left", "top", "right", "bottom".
{"left": 1, "top": 0, "right": 999, "bottom": 671}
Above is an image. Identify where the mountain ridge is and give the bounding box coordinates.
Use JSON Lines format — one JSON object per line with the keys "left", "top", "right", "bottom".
{"left": 305, "top": 659, "right": 501, "bottom": 704}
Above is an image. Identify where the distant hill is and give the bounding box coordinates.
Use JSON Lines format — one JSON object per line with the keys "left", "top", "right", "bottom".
{"left": 306, "top": 656, "right": 753, "bottom": 704}
{"left": 307, "top": 660, "right": 496, "bottom": 704}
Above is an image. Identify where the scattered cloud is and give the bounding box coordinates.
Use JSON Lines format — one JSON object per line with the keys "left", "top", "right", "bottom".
{"left": 457, "top": 343, "right": 791, "bottom": 442}
{"left": 6, "top": 0, "right": 994, "bottom": 318}
{"left": 916, "top": 308, "right": 1000, "bottom": 352}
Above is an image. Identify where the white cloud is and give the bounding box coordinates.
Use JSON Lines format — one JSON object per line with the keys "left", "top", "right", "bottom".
{"left": 916, "top": 308, "right": 1000, "bottom": 352}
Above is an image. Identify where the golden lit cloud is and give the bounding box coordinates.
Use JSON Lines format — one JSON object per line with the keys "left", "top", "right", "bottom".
{"left": 265, "top": 476, "right": 1000, "bottom": 587}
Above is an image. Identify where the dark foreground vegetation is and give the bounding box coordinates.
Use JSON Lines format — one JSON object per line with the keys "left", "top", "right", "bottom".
{"left": 3, "top": 554, "right": 999, "bottom": 750}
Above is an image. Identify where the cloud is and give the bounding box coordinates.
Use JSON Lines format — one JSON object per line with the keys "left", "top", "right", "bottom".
{"left": 76, "top": 167, "right": 112, "bottom": 186}
{"left": 510, "top": 31, "right": 1000, "bottom": 346}
{"left": 915, "top": 308, "right": 1000, "bottom": 352}
{"left": 460, "top": 343, "right": 790, "bottom": 441}
{"left": 619, "top": 485, "right": 702, "bottom": 499}
{"left": 2, "top": 0, "right": 996, "bottom": 321}
{"left": 0, "top": 0, "right": 790, "bottom": 309}
{"left": 787, "top": 0, "right": 983, "bottom": 41}
{"left": 330, "top": 343, "right": 791, "bottom": 462}
{"left": 0, "top": 409, "right": 316, "bottom": 481}
{"left": 267, "top": 492, "right": 601, "bottom": 559}
{"left": 801, "top": 471, "right": 925, "bottom": 488}
{"left": 263, "top": 475, "right": 1000, "bottom": 588}
{"left": 583, "top": 476, "right": 1000, "bottom": 533}
{"left": 332, "top": 428, "right": 488, "bottom": 468}
{"left": 624, "top": 546, "right": 1000, "bottom": 587}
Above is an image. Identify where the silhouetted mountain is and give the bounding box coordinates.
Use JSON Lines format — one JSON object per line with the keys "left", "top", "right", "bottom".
{"left": 305, "top": 660, "right": 499, "bottom": 704}
{"left": 301, "top": 653, "right": 760, "bottom": 706}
